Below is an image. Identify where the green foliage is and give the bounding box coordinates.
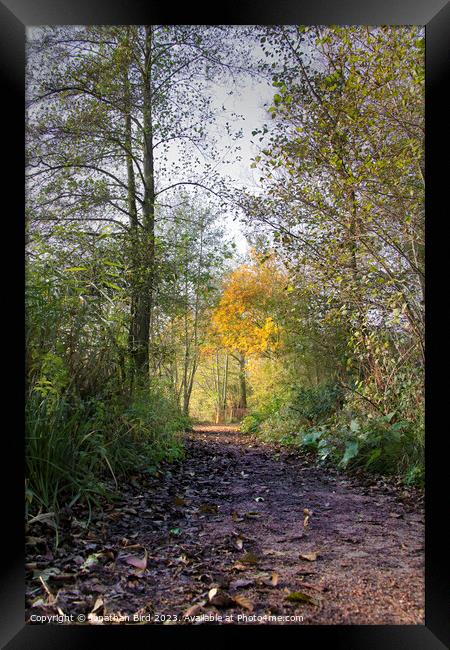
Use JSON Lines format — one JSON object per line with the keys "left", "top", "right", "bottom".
{"left": 296, "top": 411, "right": 424, "bottom": 485}
{"left": 239, "top": 26, "right": 424, "bottom": 489}
{"left": 288, "top": 382, "right": 344, "bottom": 425}
{"left": 26, "top": 384, "right": 187, "bottom": 530}
{"left": 242, "top": 381, "right": 423, "bottom": 485}
{"left": 240, "top": 393, "right": 286, "bottom": 434}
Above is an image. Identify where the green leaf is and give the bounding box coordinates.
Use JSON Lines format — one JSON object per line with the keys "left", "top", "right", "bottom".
{"left": 103, "top": 281, "right": 122, "bottom": 291}
{"left": 341, "top": 440, "right": 359, "bottom": 467}
{"left": 365, "top": 448, "right": 382, "bottom": 467}
{"left": 285, "top": 591, "right": 318, "bottom": 605}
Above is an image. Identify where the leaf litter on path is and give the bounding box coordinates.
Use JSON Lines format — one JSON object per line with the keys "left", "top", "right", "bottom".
{"left": 25, "top": 424, "right": 425, "bottom": 625}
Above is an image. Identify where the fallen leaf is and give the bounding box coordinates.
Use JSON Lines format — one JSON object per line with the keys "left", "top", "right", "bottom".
{"left": 229, "top": 578, "right": 253, "bottom": 590}
{"left": 81, "top": 553, "right": 102, "bottom": 570}
{"left": 239, "top": 552, "right": 259, "bottom": 565}
{"left": 235, "top": 538, "right": 244, "bottom": 550}
{"left": 199, "top": 503, "right": 218, "bottom": 514}
{"left": 183, "top": 604, "right": 203, "bottom": 617}
{"left": 233, "top": 594, "right": 254, "bottom": 611}
{"left": 28, "top": 512, "right": 57, "bottom": 528}
{"left": 31, "top": 597, "right": 47, "bottom": 608}
{"left": 209, "top": 590, "right": 235, "bottom": 608}
{"left": 91, "top": 597, "right": 104, "bottom": 614}
{"left": 33, "top": 567, "right": 61, "bottom": 581}
{"left": 299, "top": 552, "right": 318, "bottom": 562}
{"left": 285, "top": 591, "right": 319, "bottom": 605}
{"left": 125, "top": 550, "right": 148, "bottom": 571}
{"left": 271, "top": 572, "right": 279, "bottom": 586}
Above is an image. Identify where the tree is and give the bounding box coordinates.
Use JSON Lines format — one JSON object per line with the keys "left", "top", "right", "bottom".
{"left": 242, "top": 26, "right": 424, "bottom": 417}
{"left": 149, "top": 196, "right": 234, "bottom": 414}
{"left": 211, "top": 254, "right": 286, "bottom": 409}
{"left": 26, "top": 25, "right": 246, "bottom": 381}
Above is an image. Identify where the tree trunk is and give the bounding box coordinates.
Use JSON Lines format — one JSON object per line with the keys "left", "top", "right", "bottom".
{"left": 122, "top": 42, "right": 140, "bottom": 389}
{"left": 222, "top": 353, "right": 229, "bottom": 421}
{"left": 238, "top": 353, "right": 247, "bottom": 410}
{"left": 133, "top": 24, "right": 156, "bottom": 376}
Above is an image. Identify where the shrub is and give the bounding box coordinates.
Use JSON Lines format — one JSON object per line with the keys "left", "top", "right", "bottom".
{"left": 287, "top": 381, "right": 344, "bottom": 425}
{"left": 296, "top": 412, "right": 424, "bottom": 485}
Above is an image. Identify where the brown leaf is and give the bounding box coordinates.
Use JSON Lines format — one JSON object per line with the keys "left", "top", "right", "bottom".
{"left": 208, "top": 587, "right": 218, "bottom": 600}
{"left": 271, "top": 572, "right": 279, "bottom": 586}
{"left": 233, "top": 594, "right": 254, "bottom": 612}
{"left": 199, "top": 503, "right": 218, "bottom": 514}
{"left": 299, "top": 552, "right": 318, "bottom": 562}
{"left": 239, "top": 551, "right": 259, "bottom": 565}
{"left": 91, "top": 597, "right": 104, "bottom": 614}
{"left": 208, "top": 588, "right": 235, "bottom": 608}
{"left": 125, "top": 550, "right": 148, "bottom": 571}
{"left": 183, "top": 604, "right": 203, "bottom": 617}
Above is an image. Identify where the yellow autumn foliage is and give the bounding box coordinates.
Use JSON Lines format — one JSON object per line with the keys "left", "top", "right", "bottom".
{"left": 211, "top": 255, "right": 285, "bottom": 357}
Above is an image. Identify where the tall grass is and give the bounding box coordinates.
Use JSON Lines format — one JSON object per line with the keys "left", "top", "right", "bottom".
{"left": 26, "top": 386, "right": 187, "bottom": 537}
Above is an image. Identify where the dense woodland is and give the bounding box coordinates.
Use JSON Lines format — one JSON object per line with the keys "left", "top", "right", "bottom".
{"left": 26, "top": 25, "right": 424, "bottom": 527}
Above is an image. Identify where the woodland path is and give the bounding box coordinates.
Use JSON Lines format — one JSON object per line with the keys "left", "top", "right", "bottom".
{"left": 26, "top": 425, "right": 424, "bottom": 625}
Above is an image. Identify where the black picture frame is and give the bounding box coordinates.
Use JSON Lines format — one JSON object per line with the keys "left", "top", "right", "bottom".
{"left": 1, "top": 0, "right": 448, "bottom": 647}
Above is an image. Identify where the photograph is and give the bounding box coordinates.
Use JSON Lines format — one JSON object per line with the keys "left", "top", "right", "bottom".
{"left": 0, "top": 3, "right": 442, "bottom": 644}
{"left": 23, "top": 23, "right": 428, "bottom": 628}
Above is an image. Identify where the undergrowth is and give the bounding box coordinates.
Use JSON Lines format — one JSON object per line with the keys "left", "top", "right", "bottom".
{"left": 241, "top": 382, "right": 424, "bottom": 487}
{"left": 26, "top": 384, "right": 189, "bottom": 535}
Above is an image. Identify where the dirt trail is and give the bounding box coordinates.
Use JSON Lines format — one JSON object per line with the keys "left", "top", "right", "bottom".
{"left": 26, "top": 425, "right": 424, "bottom": 625}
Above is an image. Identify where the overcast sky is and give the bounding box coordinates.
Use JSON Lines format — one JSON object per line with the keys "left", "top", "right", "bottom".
{"left": 26, "top": 26, "right": 278, "bottom": 256}
{"left": 208, "top": 75, "right": 276, "bottom": 255}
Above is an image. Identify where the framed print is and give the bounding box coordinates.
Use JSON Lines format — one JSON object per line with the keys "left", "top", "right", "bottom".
{"left": 1, "top": 0, "right": 448, "bottom": 647}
